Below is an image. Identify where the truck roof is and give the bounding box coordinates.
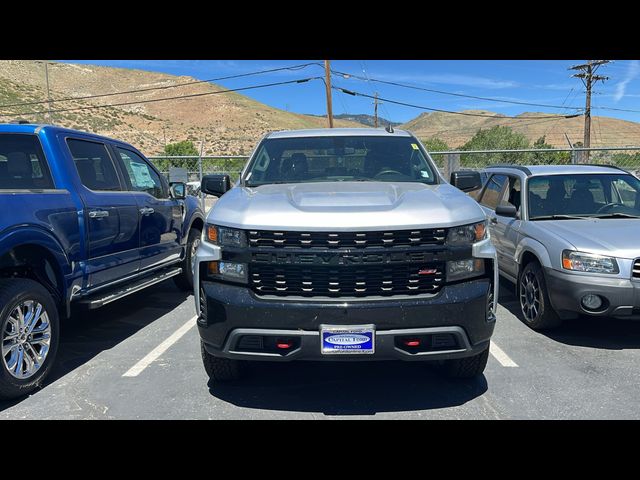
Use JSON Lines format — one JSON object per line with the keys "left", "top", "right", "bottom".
{"left": 0, "top": 123, "right": 134, "bottom": 147}
{"left": 266, "top": 127, "right": 413, "bottom": 139}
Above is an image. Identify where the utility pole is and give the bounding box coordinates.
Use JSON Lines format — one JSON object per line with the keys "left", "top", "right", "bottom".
{"left": 35, "top": 60, "right": 54, "bottom": 123}
{"left": 324, "top": 60, "right": 334, "bottom": 128}
{"left": 569, "top": 60, "right": 610, "bottom": 162}
{"left": 373, "top": 92, "right": 379, "bottom": 128}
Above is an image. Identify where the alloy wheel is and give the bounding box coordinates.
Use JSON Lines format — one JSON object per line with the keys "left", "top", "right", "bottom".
{"left": 1, "top": 300, "right": 52, "bottom": 379}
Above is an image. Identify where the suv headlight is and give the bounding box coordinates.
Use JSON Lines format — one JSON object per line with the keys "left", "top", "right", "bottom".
{"left": 206, "top": 225, "right": 247, "bottom": 248}
{"left": 562, "top": 250, "right": 619, "bottom": 274}
{"left": 447, "top": 221, "right": 487, "bottom": 246}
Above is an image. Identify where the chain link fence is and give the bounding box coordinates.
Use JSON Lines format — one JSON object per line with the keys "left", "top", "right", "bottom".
{"left": 429, "top": 146, "right": 640, "bottom": 180}
{"left": 149, "top": 147, "right": 640, "bottom": 212}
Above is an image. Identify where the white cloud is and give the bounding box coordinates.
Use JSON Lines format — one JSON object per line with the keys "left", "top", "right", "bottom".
{"left": 613, "top": 60, "right": 640, "bottom": 102}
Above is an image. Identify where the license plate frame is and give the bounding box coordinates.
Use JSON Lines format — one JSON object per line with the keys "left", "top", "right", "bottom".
{"left": 320, "top": 324, "right": 375, "bottom": 355}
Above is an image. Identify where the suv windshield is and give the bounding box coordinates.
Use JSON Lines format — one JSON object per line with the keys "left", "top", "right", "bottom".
{"left": 528, "top": 173, "right": 640, "bottom": 219}
{"left": 244, "top": 135, "right": 438, "bottom": 186}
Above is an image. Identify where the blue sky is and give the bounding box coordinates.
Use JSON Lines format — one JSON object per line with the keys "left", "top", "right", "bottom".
{"left": 61, "top": 60, "right": 640, "bottom": 124}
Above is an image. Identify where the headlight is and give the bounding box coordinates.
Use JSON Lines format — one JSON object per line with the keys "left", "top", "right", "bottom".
{"left": 206, "top": 225, "right": 247, "bottom": 248}
{"left": 447, "top": 221, "right": 487, "bottom": 246}
{"left": 562, "top": 250, "right": 619, "bottom": 274}
{"left": 447, "top": 259, "right": 485, "bottom": 282}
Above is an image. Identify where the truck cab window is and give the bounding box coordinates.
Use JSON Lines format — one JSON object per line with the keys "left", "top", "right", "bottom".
{"left": 67, "top": 138, "right": 121, "bottom": 191}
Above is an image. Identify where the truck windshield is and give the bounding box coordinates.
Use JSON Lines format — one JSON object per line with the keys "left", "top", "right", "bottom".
{"left": 244, "top": 135, "right": 438, "bottom": 186}
{"left": 528, "top": 173, "right": 640, "bottom": 219}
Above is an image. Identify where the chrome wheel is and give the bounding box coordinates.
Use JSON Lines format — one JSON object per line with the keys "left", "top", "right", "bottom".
{"left": 520, "top": 271, "right": 541, "bottom": 322}
{"left": 1, "top": 300, "right": 52, "bottom": 380}
{"left": 190, "top": 237, "right": 201, "bottom": 274}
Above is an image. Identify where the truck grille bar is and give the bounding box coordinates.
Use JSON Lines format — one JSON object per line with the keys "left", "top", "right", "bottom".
{"left": 250, "top": 263, "right": 445, "bottom": 297}
{"left": 248, "top": 228, "right": 446, "bottom": 249}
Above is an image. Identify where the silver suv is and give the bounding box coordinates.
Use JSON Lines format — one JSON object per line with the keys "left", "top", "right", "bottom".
{"left": 193, "top": 128, "right": 498, "bottom": 382}
{"left": 476, "top": 164, "right": 640, "bottom": 329}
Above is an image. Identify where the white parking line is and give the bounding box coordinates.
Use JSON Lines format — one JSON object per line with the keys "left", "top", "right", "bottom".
{"left": 490, "top": 340, "right": 519, "bottom": 367}
{"left": 123, "top": 316, "right": 197, "bottom": 377}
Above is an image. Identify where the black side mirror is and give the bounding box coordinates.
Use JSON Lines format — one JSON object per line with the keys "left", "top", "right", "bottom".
{"left": 201, "top": 174, "right": 231, "bottom": 197}
{"left": 169, "top": 182, "right": 186, "bottom": 200}
{"left": 495, "top": 203, "right": 518, "bottom": 218}
{"left": 450, "top": 171, "right": 482, "bottom": 192}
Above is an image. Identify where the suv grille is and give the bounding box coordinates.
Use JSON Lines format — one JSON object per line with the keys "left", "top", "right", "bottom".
{"left": 634, "top": 259, "right": 640, "bottom": 278}
{"left": 248, "top": 229, "right": 446, "bottom": 249}
{"left": 250, "top": 263, "right": 445, "bottom": 297}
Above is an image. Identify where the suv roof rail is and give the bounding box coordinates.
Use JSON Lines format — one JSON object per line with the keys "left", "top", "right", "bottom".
{"left": 487, "top": 165, "right": 532, "bottom": 176}
{"left": 580, "top": 163, "right": 629, "bottom": 172}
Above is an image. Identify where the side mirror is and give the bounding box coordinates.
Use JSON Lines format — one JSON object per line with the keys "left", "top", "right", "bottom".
{"left": 495, "top": 203, "right": 518, "bottom": 218}
{"left": 201, "top": 174, "right": 231, "bottom": 197}
{"left": 169, "top": 182, "right": 186, "bottom": 200}
{"left": 450, "top": 171, "right": 482, "bottom": 192}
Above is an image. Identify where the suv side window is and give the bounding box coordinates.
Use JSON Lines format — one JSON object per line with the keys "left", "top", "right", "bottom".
{"left": 115, "top": 147, "right": 166, "bottom": 199}
{"left": 67, "top": 138, "right": 122, "bottom": 191}
{"left": 0, "top": 134, "right": 55, "bottom": 190}
{"left": 502, "top": 176, "right": 522, "bottom": 211}
{"left": 479, "top": 174, "right": 507, "bottom": 210}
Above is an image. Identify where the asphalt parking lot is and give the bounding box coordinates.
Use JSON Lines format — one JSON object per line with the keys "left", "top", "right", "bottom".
{"left": 2, "top": 278, "right": 640, "bottom": 419}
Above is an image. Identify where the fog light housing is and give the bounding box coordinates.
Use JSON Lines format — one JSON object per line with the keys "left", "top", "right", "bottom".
{"left": 581, "top": 294, "right": 603, "bottom": 311}
{"left": 207, "top": 261, "right": 248, "bottom": 283}
{"left": 447, "top": 259, "right": 485, "bottom": 282}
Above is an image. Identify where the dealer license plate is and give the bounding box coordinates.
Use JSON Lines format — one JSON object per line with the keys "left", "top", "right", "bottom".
{"left": 320, "top": 325, "right": 375, "bottom": 355}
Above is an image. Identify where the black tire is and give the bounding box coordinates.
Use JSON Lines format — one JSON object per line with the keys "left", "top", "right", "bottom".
{"left": 443, "top": 346, "right": 489, "bottom": 379}
{"left": 201, "top": 341, "right": 242, "bottom": 382}
{"left": 518, "top": 261, "right": 562, "bottom": 330}
{"left": 0, "top": 278, "right": 60, "bottom": 400}
{"left": 174, "top": 227, "right": 202, "bottom": 291}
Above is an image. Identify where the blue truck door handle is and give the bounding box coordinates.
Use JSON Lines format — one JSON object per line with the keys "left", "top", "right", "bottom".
{"left": 88, "top": 210, "right": 110, "bottom": 219}
{"left": 139, "top": 207, "right": 154, "bottom": 216}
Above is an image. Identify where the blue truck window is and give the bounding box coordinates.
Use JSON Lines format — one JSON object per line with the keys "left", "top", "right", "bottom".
{"left": 0, "top": 134, "right": 54, "bottom": 190}
{"left": 115, "top": 147, "right": 166, "bottom": 199}
{"left": 67, "top": 138, "right": 122, "bottom": 191}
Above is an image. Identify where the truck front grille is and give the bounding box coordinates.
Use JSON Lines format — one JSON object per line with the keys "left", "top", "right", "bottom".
{"left": 250, "top": 263, "right": 445, "bottom": 297}
{"left": 634, "top": 259, "right": 640, "bottom": 278}
{"left": 248, "top": 228, "right": 446, "bottom": 249}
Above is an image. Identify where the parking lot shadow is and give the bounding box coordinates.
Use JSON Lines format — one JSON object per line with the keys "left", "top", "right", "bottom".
{"left": 0, "top": 281, "right": 190, "bottom": 412}
{"left": 208, "top": 361, "right": 488, "bottom": 416}
{"left": 497, "top": 276, "right": 640, "bottom": 350}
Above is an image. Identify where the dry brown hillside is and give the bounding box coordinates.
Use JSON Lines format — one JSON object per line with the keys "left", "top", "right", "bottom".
{"left": 401, "top": 110, "right": 640, "bottom": 148}
{"left": 0, "top": 60, "right": 364, "bottom": 156}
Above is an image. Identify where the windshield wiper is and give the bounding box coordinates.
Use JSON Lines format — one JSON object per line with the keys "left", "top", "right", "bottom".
{"left": 592, "top": 212, "right": 640, "bottom": 219}
{"left": 530, "top": 214, "right": 589, "bottom": 220}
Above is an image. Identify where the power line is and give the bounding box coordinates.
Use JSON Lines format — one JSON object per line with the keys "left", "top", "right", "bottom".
{"left": 330, "top": 67, "right": 585, "bottom": 112}
{"left": 0, "top": 77, "right": 321, "bottom": 118}
{"left": 333, "top": 86, "right": 581, "bottom": 120}
{"left": 0, "top": 62, "right": 319, "bottom": 110}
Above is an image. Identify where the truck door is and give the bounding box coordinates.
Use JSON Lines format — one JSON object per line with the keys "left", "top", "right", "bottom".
{"left": 66, "top": 138, "right": 140, "bottom": 288}
{"left": 112, "top": 146, "right": 183, "bottom": 271}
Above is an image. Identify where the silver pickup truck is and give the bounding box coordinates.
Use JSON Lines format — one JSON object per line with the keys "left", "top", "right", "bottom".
{"left": 193, "top": 128, "right": 497, "bottom": 382}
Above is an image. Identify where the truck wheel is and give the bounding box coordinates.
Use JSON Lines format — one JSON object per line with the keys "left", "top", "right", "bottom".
{"left": 0, "top": 278, "right": 59, "bottom": 399}
{"left": 201, "top": 341, "right": 242, "bottom": 382}
{"left": 443, "top": 346, "right": 489, "bottom": 379}
{"left": 174, "top": 227, "right": 202, "bottom": 291}
{"left": 519, "top": 261, "right": 562, "bottom": 330}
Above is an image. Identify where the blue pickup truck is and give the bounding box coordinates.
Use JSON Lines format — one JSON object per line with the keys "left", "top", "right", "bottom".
{"left": 0, "top": 124, "right": 204, "bottom": 399}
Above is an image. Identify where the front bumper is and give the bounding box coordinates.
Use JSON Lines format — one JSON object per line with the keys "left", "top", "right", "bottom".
{"left": 545, "top": 267, "right": 640, "bottom": 319}
{"left": 198, "top": 278, "right": 494, "bottom": 361}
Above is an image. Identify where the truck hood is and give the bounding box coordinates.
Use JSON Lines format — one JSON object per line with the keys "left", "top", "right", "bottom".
{"left": 208, "top": 181, "right": 485, "bottom": 231}
{"left": 537, "top": 219, "right": 640, "bottom": 259}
